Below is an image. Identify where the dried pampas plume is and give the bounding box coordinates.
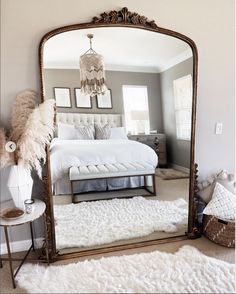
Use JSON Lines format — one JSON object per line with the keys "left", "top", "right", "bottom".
{"left": 1, "top": 90, "right": 55, "bottom": 179}
{"left": 11, "top": 90, "right": 36, "bottom": 144}
{"left": 16, "top": 99, "right": 55, "bottom": 178}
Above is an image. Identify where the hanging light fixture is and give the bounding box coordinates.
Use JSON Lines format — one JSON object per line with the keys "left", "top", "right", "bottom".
{"left": 79, "top": 34, "right": 108, "bottom": 97}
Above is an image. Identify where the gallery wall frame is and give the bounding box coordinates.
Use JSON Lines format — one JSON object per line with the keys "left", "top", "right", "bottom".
{"left": 74, "top": 88, "right": 92, "bottom": 108}
{"left": 96, "top": 89, "right": 113, "bottom": 109}
{"left": 53, "top": 87, "right": 72, "bottom": 108}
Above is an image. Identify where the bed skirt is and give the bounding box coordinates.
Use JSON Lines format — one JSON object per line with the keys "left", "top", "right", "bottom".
{"left": 54, "top": 175, "right": 152, "bottom": 195}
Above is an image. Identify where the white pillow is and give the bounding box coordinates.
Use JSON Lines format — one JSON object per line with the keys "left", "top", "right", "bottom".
{"left": 198, "top": 170, "right": 235, "bottom": 203}
{"left": 203, "top": 182, "right": 236, "bottom": 221}
{"left": 57, "top": 123, "right": 76, "bottom": 140}
{"left": 110, "top": 127, "right": 128, "bottom": 140}
{"left": 95, "top": 124, "right": 111, "bottom": 140}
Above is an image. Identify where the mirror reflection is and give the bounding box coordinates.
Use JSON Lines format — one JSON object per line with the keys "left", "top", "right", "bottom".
{"left": 43, "top": 27, "right": 193, "bottom": 253}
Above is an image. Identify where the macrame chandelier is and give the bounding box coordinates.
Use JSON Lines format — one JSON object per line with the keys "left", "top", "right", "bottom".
{"left": 79, "top": 34, "right": 108, "bottom": 97}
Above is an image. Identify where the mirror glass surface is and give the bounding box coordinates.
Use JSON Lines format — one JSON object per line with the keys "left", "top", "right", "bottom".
{"left": 42, "top": 27, "right": 193, "bottom": 254}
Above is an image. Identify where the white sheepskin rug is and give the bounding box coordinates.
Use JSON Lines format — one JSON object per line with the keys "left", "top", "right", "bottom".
{"left": 53, "top": 197, "right": 188, "bottom": 249}
{"left": 16, "top": 245, "right": 235, "bottom": 293}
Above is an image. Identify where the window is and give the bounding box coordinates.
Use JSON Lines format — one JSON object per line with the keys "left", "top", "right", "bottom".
{"left": 122, "top": 85, "right": 150, "bottom": 134}
{"left": 173, "top": 75, "right": 192, "bottom": 140}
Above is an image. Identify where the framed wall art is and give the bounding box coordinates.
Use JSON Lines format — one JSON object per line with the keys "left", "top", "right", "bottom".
{"left": 96, "top": 89, "right": 113, "bottom": 109}
{"left": 75, "top": 88, "right": 92, "bottom": 108}
{"left": 54, "top": 87, "right": 71, "bottom": 108}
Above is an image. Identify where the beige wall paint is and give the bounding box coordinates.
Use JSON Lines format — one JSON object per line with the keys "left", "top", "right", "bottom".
{"left": 0, "top": 0, "right": 235, "bottom": 242}
{"left": 1, "top": 0, "right": 235, "bottom": 178}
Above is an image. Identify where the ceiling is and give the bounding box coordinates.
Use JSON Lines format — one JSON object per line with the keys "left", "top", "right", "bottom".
{"left": 44, "top": 27, "right": 192, "bottom": 73}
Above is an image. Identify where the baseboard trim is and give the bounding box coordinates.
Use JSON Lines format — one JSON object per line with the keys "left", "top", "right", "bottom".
{"left": 0, "top": 238, "right": 44, "bottom": 255}
{"left": 169, "top": 163, "right": 190, "bottom": 174}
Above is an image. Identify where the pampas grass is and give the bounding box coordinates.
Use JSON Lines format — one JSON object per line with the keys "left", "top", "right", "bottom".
{"left": 17, "top": 99, "right": 55, "bottom": 177}
{"left": 1, "top": 90, "right": 55, "bottom": 177}
{"left": 11, "top": 90, "right": 36, "bottom": 143}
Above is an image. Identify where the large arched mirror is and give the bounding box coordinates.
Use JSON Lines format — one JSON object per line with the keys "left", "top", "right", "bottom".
{"left": 39, "top": 8, "right": 199, "bottom": 261}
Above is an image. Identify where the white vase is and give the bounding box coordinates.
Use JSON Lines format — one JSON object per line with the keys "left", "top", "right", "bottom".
{"left": 7, "top": 165, "right": 33, "bottom": 210}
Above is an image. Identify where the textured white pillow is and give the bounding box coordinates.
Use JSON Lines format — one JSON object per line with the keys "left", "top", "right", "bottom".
{"left": 75, "top": 125, "right": 95, "bottom": 140}
{"left": 95, "top": 124, "right": 111, "bottom": 139}
{"left": 198, "top": 170, "right": 235, "bottom": 203}
{"left": 110, "top": 127, "right": 128, "bottom": 140}
{"left": 203, "top": 182, "right": 236, "bottom": 221}
{"left": 58, "top": 123, "right": 76, "bottom": 140}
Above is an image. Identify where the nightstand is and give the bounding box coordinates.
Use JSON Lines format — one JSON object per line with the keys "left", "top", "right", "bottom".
{"left": 128, "top": 134, "right": 167, "bottom": 167}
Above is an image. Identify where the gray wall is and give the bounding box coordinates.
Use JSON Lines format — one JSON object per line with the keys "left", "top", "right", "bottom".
{"left": 160, "top": 58, "right": 193, "bottom": 168}
{"left": 44, "top": 69, "right": 163, "bottom": 132}
{"left": 1, "top": 0, "right": 235, "bottom": 244}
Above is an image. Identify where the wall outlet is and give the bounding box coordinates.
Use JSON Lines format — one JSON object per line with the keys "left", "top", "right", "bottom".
{"left": 215, "top": 123, "right": 223, "bottom": 135}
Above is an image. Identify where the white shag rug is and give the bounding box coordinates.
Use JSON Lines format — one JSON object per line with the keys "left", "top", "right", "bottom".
{"left": 16, "top": 245, "right": 236, "bottom": 293}
{"left": 54, "top": 197, "right": 188, "bottom": 249}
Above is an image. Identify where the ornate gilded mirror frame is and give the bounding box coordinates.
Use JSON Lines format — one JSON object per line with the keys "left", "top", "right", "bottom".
{"left": 39, "top": 7, "right": 200, "bottom": 262}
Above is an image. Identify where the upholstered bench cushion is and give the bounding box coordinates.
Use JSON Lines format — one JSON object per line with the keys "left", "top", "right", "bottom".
{"left": 69, "top": 162, "right": 155, "bottom": 181}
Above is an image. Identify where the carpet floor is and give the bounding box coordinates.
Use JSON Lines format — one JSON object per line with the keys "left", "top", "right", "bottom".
{"left": 15, "top": 245, "right": 235, "bottom": 293}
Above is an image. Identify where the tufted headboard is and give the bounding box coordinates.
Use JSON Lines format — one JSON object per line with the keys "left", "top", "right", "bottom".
{"left": 56, "top": 112, "right": 123, "bottom": 127}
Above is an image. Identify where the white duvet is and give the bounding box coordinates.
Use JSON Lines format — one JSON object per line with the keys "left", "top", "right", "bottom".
{"left": 50, "top": 138, "right": 158, "bottom": 183}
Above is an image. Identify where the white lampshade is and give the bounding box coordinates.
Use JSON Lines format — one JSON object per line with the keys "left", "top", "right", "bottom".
{"left": 79, "top": 53, "right": 107, "bottom": 97}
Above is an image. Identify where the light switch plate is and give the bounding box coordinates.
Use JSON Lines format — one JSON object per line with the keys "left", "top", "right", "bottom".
{"left": 215, "top": 123, "right": 223, "bottom": 135}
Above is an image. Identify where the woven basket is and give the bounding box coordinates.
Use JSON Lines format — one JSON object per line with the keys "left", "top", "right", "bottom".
{"left": 203, "top": 215, "right": 235, "bottom": 248}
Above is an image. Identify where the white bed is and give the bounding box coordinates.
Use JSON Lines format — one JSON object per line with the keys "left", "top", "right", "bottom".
{"left": 51, "top": 113, "right": 158, "bottom": 195}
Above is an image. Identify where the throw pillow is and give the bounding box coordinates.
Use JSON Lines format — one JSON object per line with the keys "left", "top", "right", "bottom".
{"left": 203, "top": 182, "right": 236, "bottom": 221}
{"left": 198, "top": 170, "right": 235, "bottom": 203}
{"left": 57, "top": 123, "right": 76, "bottom": 140}
{"left": 95, "top": 124, "right": 111, "bottom": 139}
{"left": 75, "top": 125, "right": 95, "bottom": 140}
{"left": 110, "top": 127, "right": 128, "bottom": 139}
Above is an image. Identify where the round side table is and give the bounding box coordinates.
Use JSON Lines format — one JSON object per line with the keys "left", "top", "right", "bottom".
{"left": 0, "top": 199, "right": 48, "bottom": 288}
